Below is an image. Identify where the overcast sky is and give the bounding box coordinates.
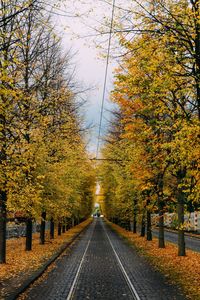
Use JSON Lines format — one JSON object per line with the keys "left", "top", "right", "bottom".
{"left": 51, "top": 0, "right": 122, "bottom": 155}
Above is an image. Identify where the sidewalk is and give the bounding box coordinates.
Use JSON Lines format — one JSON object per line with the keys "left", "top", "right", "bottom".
{"left": 0, "top": 219, "right": 92, "bottom": 300}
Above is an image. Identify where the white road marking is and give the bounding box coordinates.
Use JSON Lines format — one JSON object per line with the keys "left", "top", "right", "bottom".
{"left": 67, "top": 219, "right": 140, "bottom": 300}
{"left": 103, "top": 222, "right": 141, "bottom": 300}
{"left": 66, "top": 221, "right": 95, "bottom": 300}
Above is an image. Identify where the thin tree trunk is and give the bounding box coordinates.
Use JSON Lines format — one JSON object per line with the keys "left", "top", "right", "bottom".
{"left": 40, "top": 211, "right": 46, "bottom": 244}
{"left": 158, "top": 200, "right": 165, "bottom": 248}
{"left": 50, "top": 217, "right": 54, "bottom": 239}
{"left": 141, "top": 211, "right": 146, "bottom": 237}
{"left": 0, "top": 3, "right": 9, "bottom": 265}
{"left": 177, "top": 192, "right": 186, "bottom": 256}
{"left": 26, "top": 218, "right": 32, "bottom": 251}
{"left": 146, "top": 195, "right": 152, "bottom": 241}
{"left": 194, "top": 0, "right": 200, "bottom": 120}
{"left": 133, "top": 199, "right": 137, "bottom": 233}
{"left": 133, "top": 219, "right": 137, "bottom": 233}
{"left": 58, "top": 222, "right": 62, "bottom": 236}
{"left": 177, "top": 168, "right": 186, "bottom": 256}
{"left": 157, "top": 176, "right": 165, "bottom": 248}
{"left": 146, "top": 209, "right": 152, "bottom": 241}
{"left": 127, "top": 221, "right": 131, "bottom": 231}
{"left": 66, "top": 218, "right": 70, "bottom": 230}
{"left": 62, "top": 224, "right": 66, "bottom": 233}
{"left": 0, "top": 191, "right": 7, "bottom": 263}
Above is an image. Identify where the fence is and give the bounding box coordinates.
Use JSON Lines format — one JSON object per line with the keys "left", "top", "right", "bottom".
{"left": 152, "top": 212, "right": 200, "bottom": 233}
{"left": 6, "top": 221, "right": 51, "bottom": 239}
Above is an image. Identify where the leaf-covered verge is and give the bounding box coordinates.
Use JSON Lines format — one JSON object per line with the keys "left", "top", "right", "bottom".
{"left": 0, "top": 219, "right": 91, "bottom": 298}
{"left": 108, "top": 221, "right": 200, "bottom": 300}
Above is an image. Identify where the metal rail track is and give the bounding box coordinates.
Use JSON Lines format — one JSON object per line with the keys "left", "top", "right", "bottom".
{"left": 66, "top": 219, "right": 141, "bottom": 300}
{"left": 103, "top": 223, "right": 141, "bottom": 300}
{"left": 13, "top": 221, "right": 92, "bottom": 300}
{"left": 66, "top": 223, "right": 95, "bottom": 300}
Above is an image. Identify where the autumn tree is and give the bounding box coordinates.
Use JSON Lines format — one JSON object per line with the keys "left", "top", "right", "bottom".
{"left": 0, "top": 0, "right": 95, "bottom": 262}
{"left": 0, "top": 0, "right": 42, "bottom": 263}
{"left": 100, "top": 15, "right": 199, "bottom": 255}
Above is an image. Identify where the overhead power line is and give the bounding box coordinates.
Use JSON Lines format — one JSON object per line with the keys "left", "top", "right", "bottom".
{"left": 90, "top": 158, "right": 130, "bottom": 162}
{"left": 96, "top": 0, "right": 116, "bottom": 159}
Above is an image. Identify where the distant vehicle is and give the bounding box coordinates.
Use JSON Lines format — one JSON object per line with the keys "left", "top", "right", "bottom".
{"left": 93, "top": 212, "right": 101, "bottom": 218}
{"left": 100, "top": 214, "right": 104, "bottom": 218}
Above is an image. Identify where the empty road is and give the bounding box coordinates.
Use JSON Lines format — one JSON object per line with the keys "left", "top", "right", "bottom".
{"left": 19, "top": 219, "right": 186, "bottom": 300}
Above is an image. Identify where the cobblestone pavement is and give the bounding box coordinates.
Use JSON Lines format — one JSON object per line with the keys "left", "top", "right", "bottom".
{"left": 20, "top": 219, "right": 186, "bottom": 300}
{"left": 152, "top": 229, "right": 200, "bottom": 252}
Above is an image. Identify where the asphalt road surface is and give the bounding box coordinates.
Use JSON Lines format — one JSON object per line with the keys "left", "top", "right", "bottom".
{"left": 20, "top": 219, "right": 186, "bottom": 300}
{"left": 152, "top": 229, "right": 200, "bottom": 252}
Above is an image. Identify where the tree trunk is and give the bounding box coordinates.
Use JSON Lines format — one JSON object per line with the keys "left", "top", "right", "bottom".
{"left": 146, "top": 208, "right": 152, "bottom": 241}
{"left": 133, "top": 199, "right": 137, "bottom": 233}
{"left": 194, "top": 0, "right": 200, "bottom": 120}
{"left": 50, "top": 217, "right": 54, "bottom": 239}
{"left": 146, "top": 195, "right": 152, "bottom": 241}
{"left": 66, "top": 218, "right": 70, "bottom": 230}
{"left": 177, "top": 191, "right": 186, "bottom": 256}
{"left": 0, "top": 191, "right": 7, "bottom": 263}
{"left": 0, "top": 4, "right": 9, "bottom": 265}
{"left": 133, "top": 219, "right": 137, "bottom": 233}
{"left": 40, "top": 211, "right": 46, "bottom": 244}
{"left": 157, "top": 176, "right": 165, "bottom": 248}
{"left": 126, "top": 221, "right": 131, "bottom": 231}
{"left": 141, "top": 211, "right": 146, "bottom": 237}
{"left": 177, "top": 168, "right": 186, "bottom": 256}
{"left": 25, "top": 218, "right": 32, "bottom": 251}
{"left": 62, "top": 224, "right": 66, "bottom": 233}
{"left": 58, "top": 222, "right": 62, "bottom": 236}
{"left": 158, "top": 200, "right": 165, "bottom": 248}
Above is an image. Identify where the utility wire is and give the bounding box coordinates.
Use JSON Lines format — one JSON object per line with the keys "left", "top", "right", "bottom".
{"left": 96, "top": 0, "right": 116, "bottom": 159}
